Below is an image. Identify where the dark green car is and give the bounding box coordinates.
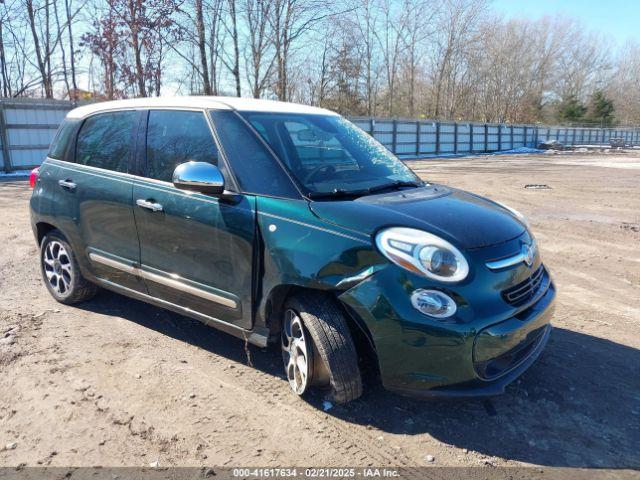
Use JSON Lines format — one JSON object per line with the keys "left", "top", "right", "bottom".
{"left": 30, "top": 97, "right": 555, "bottom": 404}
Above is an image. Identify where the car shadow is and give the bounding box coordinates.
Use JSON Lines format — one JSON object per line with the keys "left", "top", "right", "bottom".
{"left": 74, "top": 288, "right": 285, "bottom": 377}
{"left": 77, "top": 289, "right": 639, "bottom": 469}
{"left": 334, "top": 328, "right": 640, "bottom": 469}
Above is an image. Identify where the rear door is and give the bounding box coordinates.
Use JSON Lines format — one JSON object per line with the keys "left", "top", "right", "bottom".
{"left": 56, "top": 110, "right": 146, "bottom": 293}
{"left": 132, "top": 109, "right": 255, "bottom": 328}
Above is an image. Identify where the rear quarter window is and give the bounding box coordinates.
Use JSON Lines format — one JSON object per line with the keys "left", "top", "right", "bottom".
{"left": 48, "top": 119, "right": 78, "bottom": 160}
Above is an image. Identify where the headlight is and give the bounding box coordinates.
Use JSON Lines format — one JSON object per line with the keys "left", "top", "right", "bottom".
{"left": 497, "top": 202, "right": 529, "bottom": 228}
{"left": 375, "top": 227, "right": 469, "bottom": 282}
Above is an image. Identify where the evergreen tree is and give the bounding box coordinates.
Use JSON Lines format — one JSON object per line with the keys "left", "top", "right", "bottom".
{"left": 587, "top": 91, "right": 615, "bottom": 126}
{"left": 557, "top": 95, "right": 587, "bottom": 124}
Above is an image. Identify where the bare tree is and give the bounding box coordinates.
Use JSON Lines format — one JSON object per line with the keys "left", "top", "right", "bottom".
{"left": 243, "top": 0, "right": 275, "bottom": 98}
{"left": 2, "top": 0, "right": 640, "bottom": 125}
{"left": 82, "top": 2, "right": 122, "bottom": 98}
{"left": 0, "top": 5, "right": 12, "bottom": 96}
{"left": 5, "top": 0, "right": 45, "bottom": 96}
{"left": 206, "top": 0, "right": 225, "bottom": 94}
{"left": 373, "top": 0, "right": 407, "bottom": 116}
{"left": 217, "top": 0, "right": 241, "bottom": 96}
{"left": 269, "top": 0, "right": 337, "bottom": 101}
{"left": 349, "top": 0, "right": 381, "bottom": 115}
{"left": 64, "top": 0, "right": 80, "bottom": 98}
{"left": 25, "top": 0, "right": 59, "bottom": 97}
{"left": 195, "top": 0, "right": 212, "bottom": 94}
{"left": 610, "top": 42, "right": 640, "bottom": 124}
{"left": 52, "top": 0, "right": 70, "bottom": 97}
{"left": 167, "top": 0, "right": 225, "bottom": 95}
{"left": 430, "top": 0, "right": 488, "bottom": 119}
{"left": 399, "top": 0, "right": 437, "bottom": 116}
{"left": 105, "top": 0, "right": 181, "bottom": 96}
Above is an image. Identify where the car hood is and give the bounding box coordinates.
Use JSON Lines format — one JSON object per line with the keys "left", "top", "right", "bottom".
{"left": 308, "top": 184, "right": 526, "bottom": 250}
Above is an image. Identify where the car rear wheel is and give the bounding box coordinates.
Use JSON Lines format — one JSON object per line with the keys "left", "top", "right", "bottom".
{"left": 282, "top": 293, "right": 363, "bottom": 404}
{"left": 40, "top": 230, "right": 98, "bottom": 305}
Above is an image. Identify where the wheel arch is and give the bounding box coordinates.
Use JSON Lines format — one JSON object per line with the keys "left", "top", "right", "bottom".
{"left": 35, "top": 221, "right": 60, "bottom": 245}
{"left": 264, "top": 284, "right": 380, "bottom": 380}
{"left": 34, "top": 221, "right": 95, "bottom": 283}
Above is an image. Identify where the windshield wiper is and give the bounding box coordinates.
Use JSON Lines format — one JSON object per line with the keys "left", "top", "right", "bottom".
{"left": 308, "top": 188, "right": 370, "bottom": 199}
{"left": 366, "top": 180, "right": 424, "bottom": 194}
{"left": 308, "top": 181, "right": 423, "bottom": 200}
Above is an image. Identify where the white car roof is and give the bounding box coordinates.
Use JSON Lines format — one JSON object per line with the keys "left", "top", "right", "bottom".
{"left": 66, "top": 96, "right": 339, "bottom": 119}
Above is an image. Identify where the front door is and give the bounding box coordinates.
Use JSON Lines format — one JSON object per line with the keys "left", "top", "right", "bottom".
{"left": 132, "top": 109, "right": 255, "bottom": 328}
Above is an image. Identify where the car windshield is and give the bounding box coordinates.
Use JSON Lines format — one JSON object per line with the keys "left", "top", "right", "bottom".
{"left": 237, "top": 112, "right": 422, "bottom": 197}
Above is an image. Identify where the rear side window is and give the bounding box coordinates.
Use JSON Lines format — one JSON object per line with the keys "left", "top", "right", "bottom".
{"left": 145, "top": 110, "right": 219, "bottom": 182}
{"left": 76, "top": 111, "right": 137, "bottom": 172}
{"left": 48, "top": 119, "right": 78, "bottom": 160}
{"left": 209, "top": 110, "right": 299, "bottom": 198}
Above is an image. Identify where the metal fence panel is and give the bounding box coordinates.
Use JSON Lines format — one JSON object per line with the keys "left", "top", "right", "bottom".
{"left": 349, "top": 117, "right": 639, "bottom": 160}
{"left": 1, "top": 99, "right": 76, "bottom": 171}
{"left": 2, "top": 98, "right": 639, "bottom": 172}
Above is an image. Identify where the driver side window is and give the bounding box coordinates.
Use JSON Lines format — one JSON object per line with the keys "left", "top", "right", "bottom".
{"left": 146, "top": 110, "right": 219, "bottom": 182}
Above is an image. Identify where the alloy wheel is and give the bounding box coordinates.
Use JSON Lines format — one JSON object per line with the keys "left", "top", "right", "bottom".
{"left": 281, "top": 309, "right": 312, "bottom": 395}
{"left": 43, "top": 240, "right": 73, "bottom": 296}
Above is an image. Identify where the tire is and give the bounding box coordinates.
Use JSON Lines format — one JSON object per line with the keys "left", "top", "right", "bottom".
{"left": 282, "top": 292, "right": 363, "bottom": 404}
{"left": 40, "top": 230, "right": 98, "bottom": 305}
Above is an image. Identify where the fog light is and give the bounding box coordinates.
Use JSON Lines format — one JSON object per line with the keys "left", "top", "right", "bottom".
{"left": 410, "top": 289, "right": 457, "bottom": 319}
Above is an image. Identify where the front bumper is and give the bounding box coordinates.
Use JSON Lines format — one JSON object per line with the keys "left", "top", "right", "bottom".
{"left": 338, "top": 253, "right": 556, "bottom": 398}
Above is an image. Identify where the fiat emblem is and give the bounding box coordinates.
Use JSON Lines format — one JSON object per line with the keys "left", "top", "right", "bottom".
{"left": 522, "top": 243, "right": 534, "bottom": 267}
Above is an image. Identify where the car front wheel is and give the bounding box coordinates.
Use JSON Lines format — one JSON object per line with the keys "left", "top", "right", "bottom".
{"left": 282, "top": 293, "right": 363, "bottom": 404}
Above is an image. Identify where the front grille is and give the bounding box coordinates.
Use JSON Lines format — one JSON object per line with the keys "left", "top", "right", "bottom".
{"left": 502, "top": 265, "right": 545, "bottom": 307}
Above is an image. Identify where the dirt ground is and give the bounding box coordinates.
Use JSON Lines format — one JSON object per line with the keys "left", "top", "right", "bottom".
{"left": 0, "top": 152, "right": 638, "bottom": 471}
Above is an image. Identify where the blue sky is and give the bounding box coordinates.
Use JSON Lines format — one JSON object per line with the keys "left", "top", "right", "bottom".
{"left": 492, "top": 0, "right": 639, "bottom": 45}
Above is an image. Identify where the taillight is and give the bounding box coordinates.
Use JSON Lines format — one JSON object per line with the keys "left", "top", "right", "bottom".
{"left": 29, "top": 167, "right": 39, "bottom": 188}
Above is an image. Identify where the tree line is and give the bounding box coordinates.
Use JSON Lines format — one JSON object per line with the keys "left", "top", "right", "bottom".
{"left": 1, "top": 0, "right": 639, "bottom": 125}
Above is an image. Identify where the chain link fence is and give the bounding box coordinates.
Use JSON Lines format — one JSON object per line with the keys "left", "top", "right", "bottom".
{"left": 2, "top": 98, "right": 639, "bottom": 172}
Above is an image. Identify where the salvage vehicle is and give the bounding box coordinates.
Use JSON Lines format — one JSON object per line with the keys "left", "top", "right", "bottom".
{"left": 30, "top": 97, "right": 555, "bottom": 403}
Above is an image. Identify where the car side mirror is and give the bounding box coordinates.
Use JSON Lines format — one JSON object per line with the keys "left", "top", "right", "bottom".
{"left": 172, "top": 161, "right": 225, "bottom": 195}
